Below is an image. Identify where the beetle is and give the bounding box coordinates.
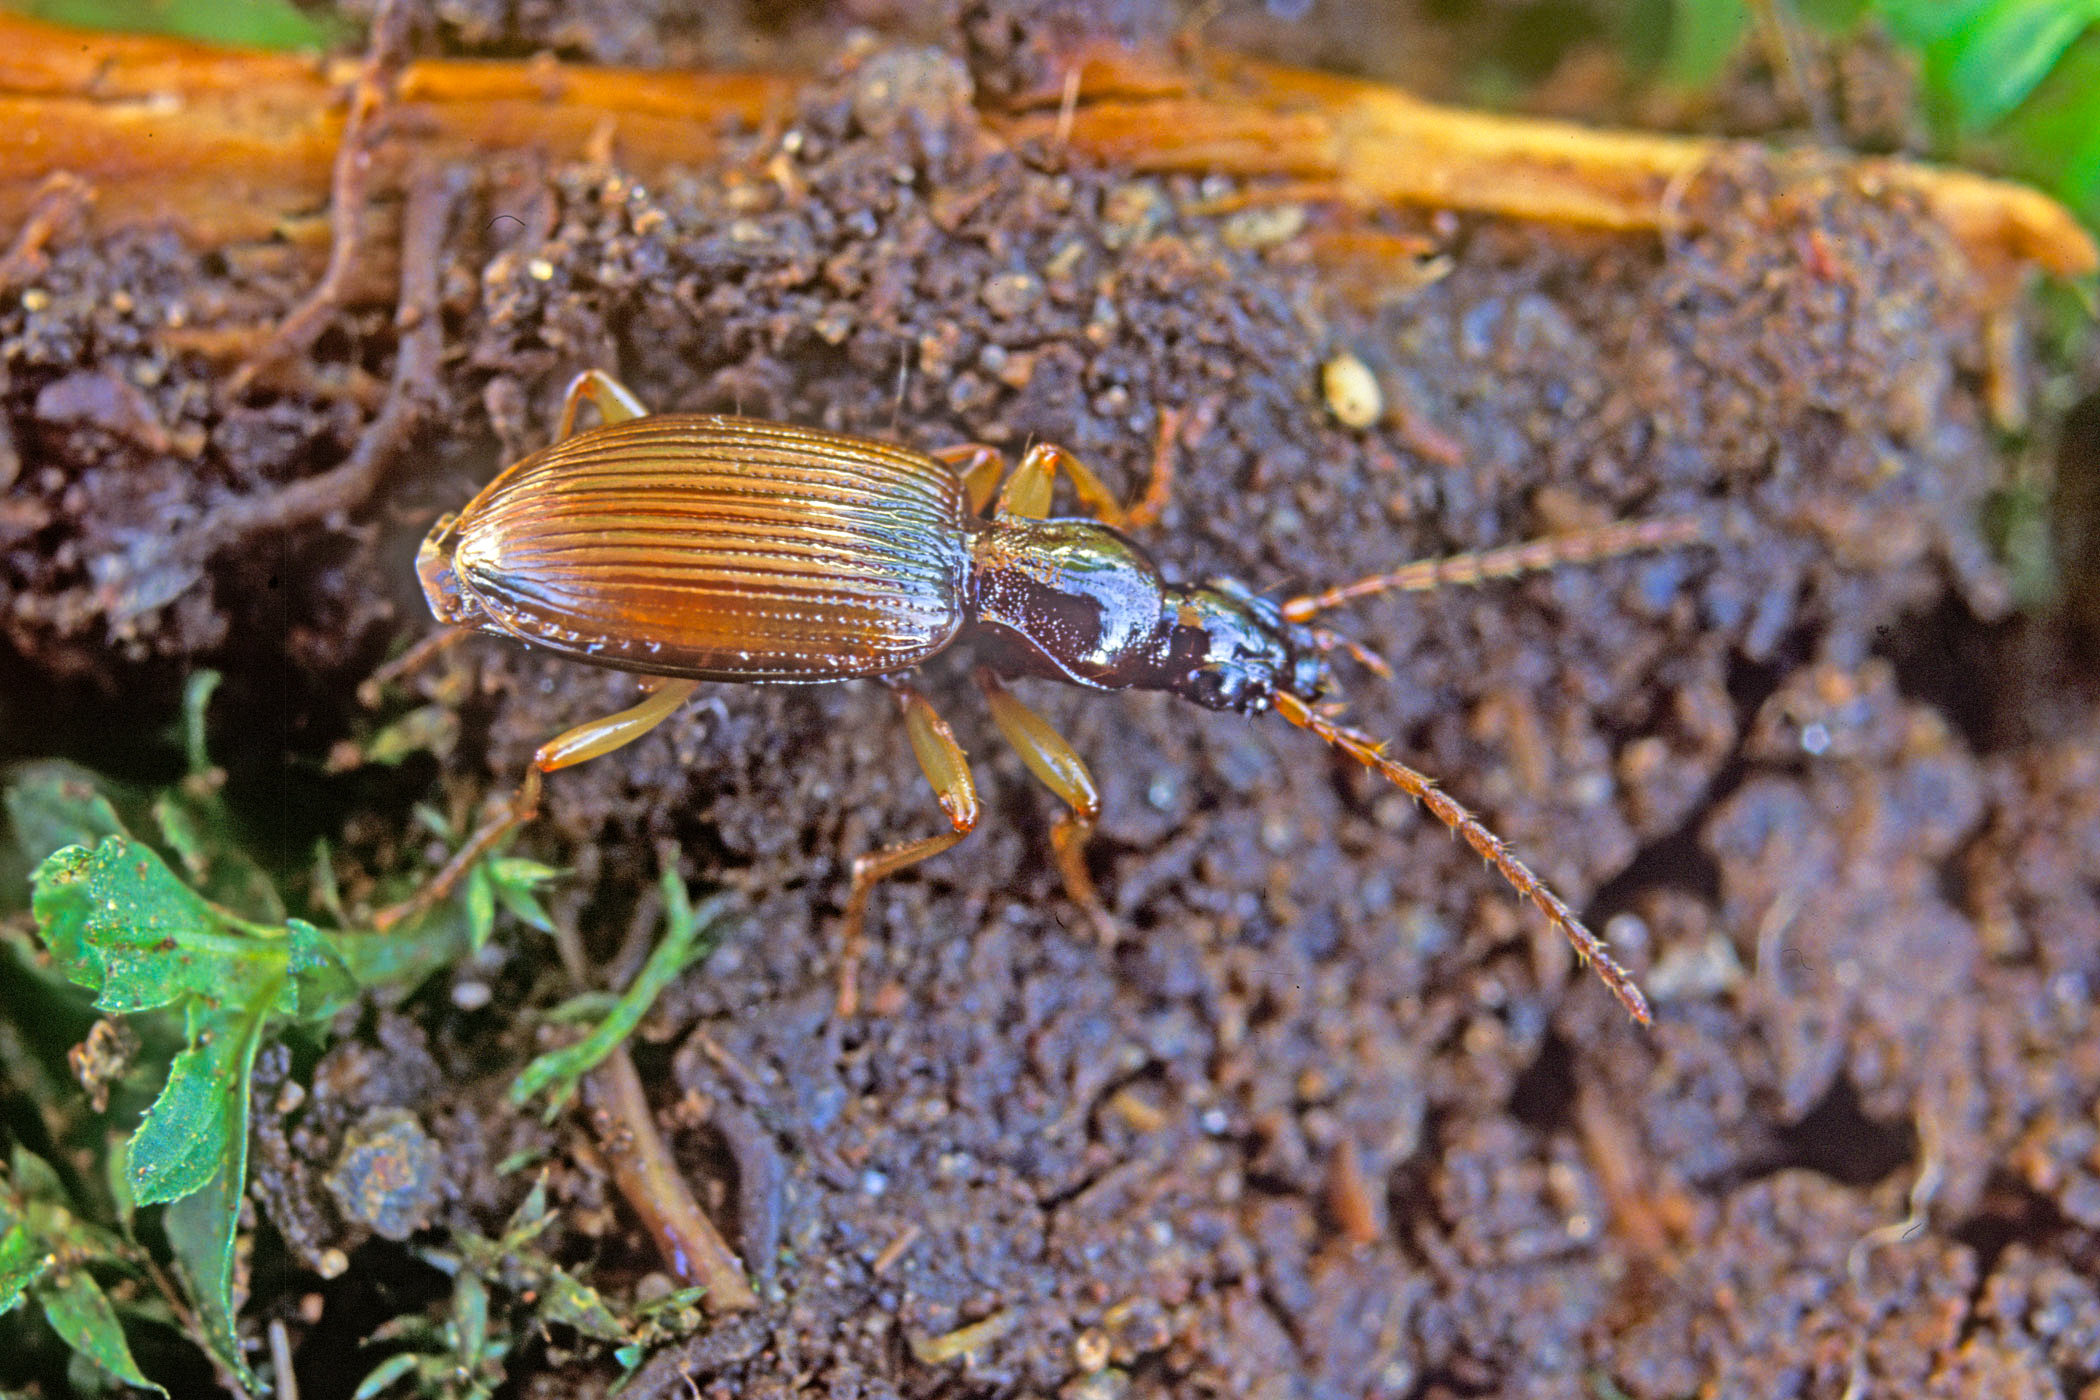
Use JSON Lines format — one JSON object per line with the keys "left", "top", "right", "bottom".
{"left": 381, "top": 369, "right": 1697, "bottom": 1022}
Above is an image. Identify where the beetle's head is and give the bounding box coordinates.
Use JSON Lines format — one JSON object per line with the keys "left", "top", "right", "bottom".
{"left": 415, "top": 513, "right": 487, "bottom": 629}
{"left": 1159, "top": 578, "right": 1332, "bottom": 714}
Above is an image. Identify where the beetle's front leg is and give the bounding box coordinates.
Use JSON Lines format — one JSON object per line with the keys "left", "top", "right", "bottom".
{"left": 991, "top": 410, "right": 1180, "bottom": 528}
{"left": 931, "top": 443, "right": 1006, "bottom": 515}
{"left": 976, "top": 669, "right": 1118, "bottom": 945}
{"left": 838, "top": 681, "right": 981, "bottom": 1017}
{"left": 373, "top": 677, "right": 701, "bottom": 931}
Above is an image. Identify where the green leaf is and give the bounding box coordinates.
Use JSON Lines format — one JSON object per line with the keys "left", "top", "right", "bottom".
{"left": 488, "top": 858, "right": 561, "bottom": 934}
{"left": 453, "top": 1271, "right": 490, "bottom": 1372}
{"left": 5, "top": 0, "right": 344, "bottom": 51}
{"left": 285, "top": 919, "right": 358, "bottom": 1021}
{"left": 5, "top": 760, "right": 128, "bottom": 866}
{"left": 320, "top": 899, "right": 477, "bottom": 994}
{"left": 464, "top": 862, "right": 496, "bottom": 952}
{"left": 1945, "top": 0, "right": 2100, "bottom": 129}
{"left": 161, "top": 1014, "right": 266, "bottom": 1392}
{"left": 32, "top": 839, "right": 230, "bottom": 1013}
{"left": 1663, "top": 0, "right": 1752, "bottom": 89}
{"left": 351, "top": 1351, "right": 421, "bottom": 1400}
{"left": 362, "top": 704, "right": 461, "bottom": 767}
{"left": 537, "top": 1267, "right": 630, "bottom": 1344}
{"left": 37, "top": 1268, "right": 166, "bottom": 1396}
{"left": 11, "top": 1146, "right": 67, "bottom": 1205}
{"left": 179, "top": 673, "right": 219, "bottom": 778}
{"left": 509, "top": 874, "right": 727, "bottom": 1116}
{"left": 128, "top": 1007, "right": 258, "bottom": 1206}
{"left": 0, "top": 1222, "right": 52, "bottom": 1314}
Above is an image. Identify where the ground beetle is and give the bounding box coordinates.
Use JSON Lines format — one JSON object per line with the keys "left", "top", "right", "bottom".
{"left": 385, "top": 370, "right": 1696, "bottom": 1021}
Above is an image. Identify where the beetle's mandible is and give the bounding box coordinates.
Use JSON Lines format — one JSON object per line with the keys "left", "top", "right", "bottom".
{"left": 380, "top": 369, "right": 1699, "bottom": 1022}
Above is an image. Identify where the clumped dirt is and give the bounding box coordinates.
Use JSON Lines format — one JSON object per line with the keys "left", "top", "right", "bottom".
{"left": 5, "top": 2, "right": 2100, "bottom": 1397}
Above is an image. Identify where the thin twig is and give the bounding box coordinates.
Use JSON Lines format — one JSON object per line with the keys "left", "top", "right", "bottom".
{"left": 223, "top": 0, "right": 415, "bottom": 400}
{"left": 183, "top": 161, "right": 462, "bottom": 564}
{"left": 556, "top": 865, "right": 755, "bottom": 1312}
{"left": 583, "top": 1049, "right": 758, "bottom": 1312}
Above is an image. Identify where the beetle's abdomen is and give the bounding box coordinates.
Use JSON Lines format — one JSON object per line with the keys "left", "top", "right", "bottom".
{"left": 443, "top": 416, "right": 972, "bottom": 681}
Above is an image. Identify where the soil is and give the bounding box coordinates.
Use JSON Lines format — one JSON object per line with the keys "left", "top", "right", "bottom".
{"left": 5, "top": 2, "right": 2100, "bottom": 1398}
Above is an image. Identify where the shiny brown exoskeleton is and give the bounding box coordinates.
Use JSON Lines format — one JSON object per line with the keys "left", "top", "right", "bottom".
{"left": 388, "top": 370, "right": 1698, "bottom": 1022}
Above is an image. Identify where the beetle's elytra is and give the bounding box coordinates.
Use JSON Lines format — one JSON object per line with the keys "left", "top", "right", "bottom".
{"left": 389, "top": 370, "right": 1699, "bottom": 1023}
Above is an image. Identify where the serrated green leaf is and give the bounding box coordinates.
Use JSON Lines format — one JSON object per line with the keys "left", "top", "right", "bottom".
{"left": 161, "top": 1013, "right": 265, "bottom": 1393}
{"left": 38, "top": 1268, "right": 166, "bottom": 1396}
{"left": 0, "top": 1223, "right": 51, "bottom": 1313}
{"left": 32, "top": 839, "right": 230, "bottom": 1012}
{"left": 509, "top": 877, "right": 727, "bottom": 1116}
{"left": 5, "top": 760, "right": 129, "bottom": 866}
{"left": 128, "top": 1008, "right": 258, "bottom": 1207}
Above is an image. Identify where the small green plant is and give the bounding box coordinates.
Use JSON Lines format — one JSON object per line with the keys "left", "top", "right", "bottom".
{"left": 0, "top": 673, "right": 549, "bottom": 1391}
{"left": 0, "top": 1148, "right": 163, "bottom": 1396}
{"left": 509, "top": 869, "right": 727, "bottom": 1119}
{"left": 351, "top": 1178, "right": 694, "bottom": 1400}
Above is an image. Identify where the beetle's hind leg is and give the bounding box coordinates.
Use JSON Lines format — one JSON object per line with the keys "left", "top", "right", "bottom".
{"left": 373, "top": 678, "right": 701, "bottom": 931}
{"left": 838, "top": 682, "right": 982, "bottom": 1017}
{"left": 556, "top": 368, "right": 651, "bottom": 437}
{"left": 976, "top": 669, "right": 1118, "bottom": 945}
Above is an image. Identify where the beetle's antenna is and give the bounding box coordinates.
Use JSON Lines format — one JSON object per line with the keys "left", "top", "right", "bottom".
{"left": 1273, "top": 690, "right": 1652, "bottom": 1024}
{"left": 1307, "top": 626, "right": 1391, "bottom": 678}
{"left": 1279, "top": 516, "right": 1703, "bottom": 622}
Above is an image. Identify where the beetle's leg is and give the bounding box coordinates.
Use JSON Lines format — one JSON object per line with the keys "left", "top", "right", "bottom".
{"left": 995, "top": 442, "right": 1121, "bottom": 523}
{"left": 556, "top": 369, "right": 652, "bottom": 439}
{"left": 838, "top": 683, "right": 981, "bottom": 1017}
{"left": 976, "top": 669, "right": 1117, "bottom": 944}
{"left": 931, "top": 444, "right": 1006, "bottom": 515}
{"left": 372, "top": 678, "right": 701, "bottom": 931}
{"left": 357, "top": 625, "right": 473, "bottom": 707}
{"left": 994, "top": 407, "right": 1181, "bottom": 528}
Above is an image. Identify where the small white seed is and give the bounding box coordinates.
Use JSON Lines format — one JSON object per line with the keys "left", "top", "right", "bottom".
{"left": 1322, "top": 352, "right": 1382, "bottom": 429}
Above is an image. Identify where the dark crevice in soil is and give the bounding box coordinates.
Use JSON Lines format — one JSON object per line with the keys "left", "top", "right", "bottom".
{"left": 1762, "top": 1077, "right": 1918, "bottom": 1189}
{"left": 1506, "top": 1029, "right": 1578, "bottom": 1136}
{"left": 1952, "top": 1175, "right": 2072, "bottom": 1348}
{"left": 1404, "top": 1362, "right": 1502, "bottom": 1400}
{"left": 1876, "top": 596, "right": 2008, "bottom": 756}
{"left": 282, "top": 1240, "right": 451, "bottom": 1400}
{"left": 1586, "top": 800, "right": 1726, "bottom": 915}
